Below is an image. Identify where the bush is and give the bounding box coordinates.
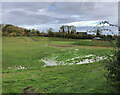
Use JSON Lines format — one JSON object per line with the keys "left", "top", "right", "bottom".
{"left": 104, "top": 37, "right": 120, "bottom": 93}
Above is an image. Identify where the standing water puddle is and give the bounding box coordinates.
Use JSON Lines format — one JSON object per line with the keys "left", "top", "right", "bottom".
{"left": 40, "top": 54, "right": 107, "bottom": 67}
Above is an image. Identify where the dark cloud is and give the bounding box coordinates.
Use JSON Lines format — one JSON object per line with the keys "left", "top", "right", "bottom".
{"left": 2, "top": 2, "right": 118, "bottom": 34}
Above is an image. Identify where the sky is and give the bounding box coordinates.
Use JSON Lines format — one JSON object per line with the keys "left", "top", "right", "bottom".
{"left": 2, "top": 2, "right": 119, "bottom": 34}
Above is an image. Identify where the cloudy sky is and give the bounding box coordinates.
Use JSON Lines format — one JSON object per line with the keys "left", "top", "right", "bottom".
{"left": 2, "top": 2, "right": 118, "bottom": 34}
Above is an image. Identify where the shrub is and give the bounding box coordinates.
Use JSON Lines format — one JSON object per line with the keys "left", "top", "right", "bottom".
{"left": 104, "top": 37, "right": 120, "bottom": 93}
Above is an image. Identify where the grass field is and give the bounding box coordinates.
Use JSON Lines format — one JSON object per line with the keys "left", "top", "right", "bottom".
{"left": 48, "top": 37, "right": 115, "bottom": 47}
{"left": 2, "top": 36, "right": 116, "bottom": 93}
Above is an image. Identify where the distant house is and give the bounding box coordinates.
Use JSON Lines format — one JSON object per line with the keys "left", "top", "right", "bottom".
{"left": 92, "top": 37, "right": 102, "bottom": 41}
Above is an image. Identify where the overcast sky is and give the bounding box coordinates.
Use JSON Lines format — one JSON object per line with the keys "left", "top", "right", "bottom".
{"left": 2, "top": 2, "right": 118, "bottom": 34}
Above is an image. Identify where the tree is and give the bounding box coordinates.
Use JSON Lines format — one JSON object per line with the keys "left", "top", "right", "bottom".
{"left": 67, "top": 25, "right": 71, "bottom": 34}
{"left": 71, "top": 26, "right": 76, "bottom": 35}
{"left": 47, "top": 28, "right": 54, "bottom": 37}
{"left": 27, "top": 29, "right": 32, "bottom": 36}
{"left": 2, "top": 24, "right": 41, "bottom": 36}
{"left": 31, "top": 28, "right": 39, "bottom": 36}
{"left": 36, "top": 30, "right": 40, "bottom": 36}
{"left": 96, "top": 29, "right": 101, "bottom": 36}
{"left": 60, "top": 25, "right": 65, "bottom": 33}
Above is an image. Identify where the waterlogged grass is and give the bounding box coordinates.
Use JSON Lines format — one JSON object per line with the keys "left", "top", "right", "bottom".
{"left": 2, "top": 37, "right": 116, "bottom": 93}
{"left": 41, "top": 48, "right": 113, "bottom": 66}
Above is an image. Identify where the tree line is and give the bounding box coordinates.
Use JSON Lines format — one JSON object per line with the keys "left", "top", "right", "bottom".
{"left": 0, "top": 24, "right": 116, "bottom": 40}
{"left": 1, "top": 24, "right": 41, "bottom": 36}
{"left": 47, "top": 25, "right": 116, "bottom": 40}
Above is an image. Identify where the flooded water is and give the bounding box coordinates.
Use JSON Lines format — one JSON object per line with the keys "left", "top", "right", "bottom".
{"left": 8, "top": 66, "right": 27, "bottom": 70}
{"left": 40, "top": 55, "right": 107, "bottom": 67}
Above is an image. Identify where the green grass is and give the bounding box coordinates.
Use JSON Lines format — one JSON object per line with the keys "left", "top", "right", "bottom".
{"left": 2, "top": 36, "right": 116, "bottom": 93}
{"left": 2, "top": 63, "right": 115, "bottom": 93}
{"left": 73, "top": 40, "right": 115, "bottom": 47}
{"left": 46, "top": 37, "right": 116, "bottom": 47}
{"left": 2, "top": 36, "right": 61, "bottom": 70}
{"left": 49, "top": 41, "right": 74, "bottom": 46}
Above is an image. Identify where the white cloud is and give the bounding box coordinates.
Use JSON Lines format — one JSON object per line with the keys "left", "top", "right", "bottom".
{"left": 38, "top": 9, "right": 46, "bottom": 12}
{"left": 72, "top": 15, "right": 80, "bottom": 18}
{"left": 65, "top": 21, "right": 100, "bottom": 26}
